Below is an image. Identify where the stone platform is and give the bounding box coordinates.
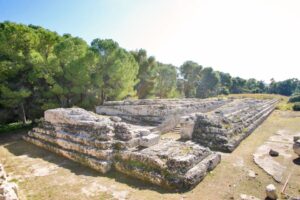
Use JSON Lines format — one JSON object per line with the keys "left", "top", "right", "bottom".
{"left": 24, "top": 107, "right": 220, "bottom": 190}
{"left": 114, "top": 140, "right": 220, "bottom": 190}
{"left": 96, "top": 98, "right": 231, "bottom": 133}
{"left": 24, "top": 97, "right": 278, "bottom": 190}
{"left": 181, "top": 98, "right": 278, "bottom": 152}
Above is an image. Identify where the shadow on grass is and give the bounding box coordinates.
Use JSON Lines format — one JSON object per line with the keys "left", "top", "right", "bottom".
{"left": 2, "top": 132, "right": 175, "bottom": 194}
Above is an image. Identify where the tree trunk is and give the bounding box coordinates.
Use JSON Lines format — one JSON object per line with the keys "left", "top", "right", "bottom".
{"left": 20, "top": 103, "right": 27, "bottom": 124}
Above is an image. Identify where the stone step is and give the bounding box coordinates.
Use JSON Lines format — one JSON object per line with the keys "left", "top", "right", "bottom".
{"left": 28, "top": 130, "right": 114, "bottom": 160}
{"left": 23, "top": 136, "right": 112, "bottom": 173}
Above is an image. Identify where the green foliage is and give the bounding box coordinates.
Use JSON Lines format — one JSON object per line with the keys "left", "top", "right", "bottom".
{"left": 155, "top": 63, "right": 179, "bottom": 98}
{"left": 132, "top": 49, "right": 158, "bottom": 99}
{"left": 180, "top": 61, "right": 202, "bottom": 98}
{"left": 196, "top": 67, "right": 220, "bottom": 98}
{"left": 288, "top": 95, "right": 300, "bottom": 103}
{"left": 292, "top": 103, "right": 300, "bottom": 111}
{"left": 91, "top": 39, "right": 139, "bottom": 102}
{"left": 0, "top": 121, "right": 33, "bottom": 134}
{"left": 268, "top": 78, "right": 299, "bottom": 96}
{"left": 230, "top": 77, "right": 247, "bottom": 94}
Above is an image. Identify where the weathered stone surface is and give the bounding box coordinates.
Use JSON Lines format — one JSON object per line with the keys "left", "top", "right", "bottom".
{"left": 266, "top": 184, "right": 278, "bottom": 200}
{"left": 114, "top": 140, "right": 221, "bottom": 190}
{"left": 0, "top": 164, "right": 19, "bottom": 200}
{"left": 24, "top": 96, "right": 278, "bottom": 191}
{"left": 240, "top": 194, "right": 261, "bottom": 200}
{"left": 187, "top": 98, "right": 278, "bottom": 152}
{"left": 96, "top": 98, "right": 231, "bottom": 132}
{"left": 24, "top": 107, "right": 221, "bottom": 190}
{"left": 139, "top": 133, "right": 160, "bottom": 147}
{"left": 253, "top": 130, "right": 295, "bottom": 182}
{"left": 293, "top": 136, "right": 300, "bottom": 156}
{"left": 289, "top": 197, "right": 300, "bottom": 200}
{"left": 180, "top": 115, "right": 196, "bottom": 140}
{"left": 24, "top": 108, "right": 156, "bottom": 174}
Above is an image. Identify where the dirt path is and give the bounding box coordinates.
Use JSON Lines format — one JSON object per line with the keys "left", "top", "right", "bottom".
{"left": 0, "top": 110, "right": 299, "bottom": 200}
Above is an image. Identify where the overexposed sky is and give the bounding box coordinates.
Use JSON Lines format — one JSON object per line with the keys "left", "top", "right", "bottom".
{"left": 1, "top": 0, "right": 300, "bottom": 82}
{"left": 115, "top": 0, "right": 300, "bottom": 82}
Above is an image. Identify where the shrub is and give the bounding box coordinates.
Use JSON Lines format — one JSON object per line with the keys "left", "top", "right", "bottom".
{"left": 292, "top": 103, "right": 300, "bottom": 111}
{"left": 289, "top": 95, "right": 300, "bottom": 103}
{"left": 0, "top": 122, "right": 33, "bottom": 134}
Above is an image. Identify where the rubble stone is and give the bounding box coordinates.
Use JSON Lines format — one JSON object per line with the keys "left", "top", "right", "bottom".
{"left": 266, "top": 184, "right": 278, "bottom": 200}
{"left": 0, "top": 164, "right": 18, "bottom": 200}
{"left": 269, "top": 149, "right": 279, "bottom": 157}
{"left": 293, "top": 136, "right": 300, "bottom": 156}
{"left": 139, "top": 133, "right": 160, "bottom": 147}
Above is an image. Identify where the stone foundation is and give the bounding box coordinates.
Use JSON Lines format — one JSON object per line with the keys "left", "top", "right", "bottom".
{"left": 96, "top": 98, "right": 231, "bottom": 132}
{"left": 24, "top": 97, "right": 278, "bottom": 190}
{"left": 186, "top": 99, "right": 278, "bottom": 152}
{"left": 114, "top": 140, "right": 220, "bottom": 190}
{"left": 24, "top": 107, "right": 219, "bottom": 190}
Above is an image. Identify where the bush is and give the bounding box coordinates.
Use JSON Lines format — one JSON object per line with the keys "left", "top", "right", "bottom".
{"left": 0, "top": 122, "right": 33, "bottom": 134}
{"left": 292, "top": 103, "right": 300, "bottom": 111}
{"left": 289, "top": 95, "right": 300, "bottom": 103}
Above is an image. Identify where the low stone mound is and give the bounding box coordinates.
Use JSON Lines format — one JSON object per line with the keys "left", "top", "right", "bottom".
{"left": 114, "top": 140, "right": 221, "bottom": 190}
{"left": 0, "top": 164, "right": 19, "bottom": 200}
{"left": 181, "top": 98, "right": 278, "bottom": 152}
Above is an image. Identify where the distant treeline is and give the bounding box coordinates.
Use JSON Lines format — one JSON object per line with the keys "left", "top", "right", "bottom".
{"left": 0, "top": 22, "right": 299, "bottom": 124}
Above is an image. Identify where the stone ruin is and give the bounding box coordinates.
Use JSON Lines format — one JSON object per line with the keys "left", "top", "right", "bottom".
{"left": 0, "top": 164, "right": 18, "bottom": 200}
{"left": 24, "top": 97, "right": 278, "bottom": 190}
{"left": 182, "top": 98, "right": 278, "bottom": 152}
{"left": 294, "top": 136, "right": 300, "bottom": 156}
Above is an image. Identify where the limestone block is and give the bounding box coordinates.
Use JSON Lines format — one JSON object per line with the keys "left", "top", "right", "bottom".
{"left": 293, "top": 139, "right": 300, "bottom": 156}
{"left": 139, "top": 133, "right": 160, "bottom": 147}
{"left": 114, "top": 140, "right": 221, "bottom": 190}
{"left": 180, "top": 115, "right": 196, "bottom": 140}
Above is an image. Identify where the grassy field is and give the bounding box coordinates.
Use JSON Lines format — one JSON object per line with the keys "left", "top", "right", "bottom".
{"left": 0, "top": 109, "right": 299, "bottom": 200}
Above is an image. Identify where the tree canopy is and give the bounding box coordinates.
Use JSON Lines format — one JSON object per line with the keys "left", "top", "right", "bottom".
{"left": 0, "top": 21, "right": 299, "bottom": 124}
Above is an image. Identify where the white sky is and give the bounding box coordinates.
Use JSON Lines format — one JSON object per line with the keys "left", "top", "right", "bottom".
{"left": 111, "top": 0, "right": 300, "bottom": 82}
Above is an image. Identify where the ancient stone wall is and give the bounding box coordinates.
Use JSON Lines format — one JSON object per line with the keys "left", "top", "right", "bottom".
{"left": 183, "top": 98, "right": 278, "bottom": 152}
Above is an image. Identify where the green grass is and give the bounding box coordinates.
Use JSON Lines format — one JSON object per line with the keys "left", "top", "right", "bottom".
{"left": 0, "top": 121, "right": 33, "bottom": 134}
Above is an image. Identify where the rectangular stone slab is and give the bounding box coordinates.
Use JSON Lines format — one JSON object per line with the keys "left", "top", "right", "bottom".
{"left": 114, "top": 140, "right": 221, "bottom": 190}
